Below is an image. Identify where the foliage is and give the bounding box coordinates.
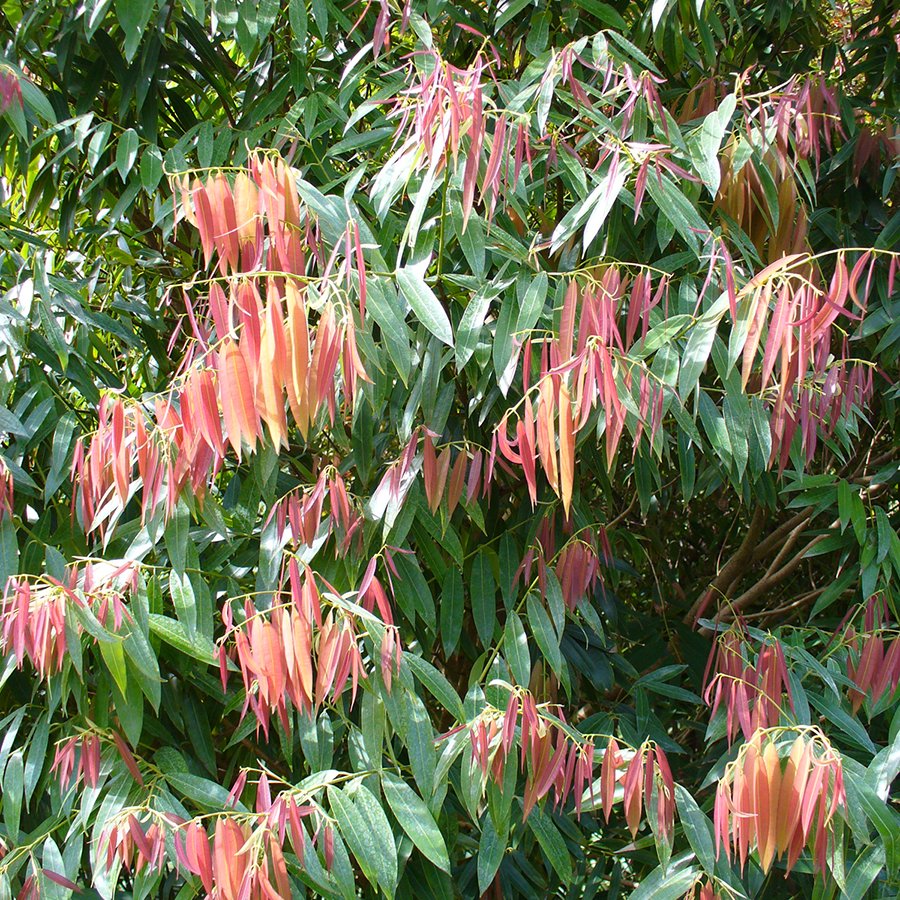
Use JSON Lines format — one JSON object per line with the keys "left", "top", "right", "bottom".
{"left": 0, "top": 1, "right": 898, "bottom": 897}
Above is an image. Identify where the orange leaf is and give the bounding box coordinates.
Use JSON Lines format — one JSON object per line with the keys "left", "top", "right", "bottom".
{"left": 520, "top": 397, "right": 537, "bottom": 505}
{"left": 191, "top": 179, "right": 215, "bottom": 265}
{"left": 536, "top": 378, "right": 558, "bottom": 493}
{"left": 600, "top": 738, "right": 619, "bottom": 823}
{"left": 233, "top": 171, "right": 260, "bottom": 250}
{"left": 278, "top": 159, "right": 300, "bottom": 227}
{"left": 208, "top": 173, "right": 239, "bottom": 272}
{"left": 776, "top": 735, "right": 805, "bottom": 860}
{"left": 623, "top": 751, "right": 643, "bottom": 838}
{"left": 212, "top": 819, "right": 250, "bottom": 900}
{"left": 268, "top": 837, "right": 290, "bottom": 898}
{"left": 307, "top": 303, "right": 335, "bottom": 424}
{"left": 758, "top": 739, "right": 780, "bottom": 872}
{"left": 185, "top": 822, "right": 214, "bottom": 893}
{"left": 284, "top": 281, "right": 310, "bottom": 436}
{"left": 313, "top": 303, "right": 341, "bottom": 413}
{"left": 292, "top": 611, "right": 313, "bottom": 710}
{"left": 741, "top": 281, "right": 771, "bottom": 390}
{"left": 558, "top": 383, "right": 575, "bottom": 518}
{"left": 218, "top": 339, "right": 258, "bottom": 459}
{"left": 256, "top": 291, "right": 288, "bottom": 451}
{"left": 195, "top": 369, "right": 225, "bottom": 457}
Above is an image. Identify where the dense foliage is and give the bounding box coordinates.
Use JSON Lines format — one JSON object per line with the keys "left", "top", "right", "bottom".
{"left": 0, "top": 1, "right": 898, "bottom": 897}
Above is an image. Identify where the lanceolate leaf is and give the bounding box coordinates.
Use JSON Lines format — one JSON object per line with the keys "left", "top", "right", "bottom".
{"left": 471, "top": 549, "right": 496, "bottom": 648}
{"left": 528, "top": 805, "right": 573, "bottom": 884}
{"left": 678, "top": 307, "right": 723, "bottom": 398}
{"left": 674, "top": 784, "right": 716, "bottom": 874}
{"left": 382, "top": 771, "right": 451, "bottom": 872}
{"left": 329, "top": 783, "right": 398, "bottom": 899}
{"left": 397, "top": 264, "right": 453, "bottom": 347}
{"left": 477, "top": 813, "right": 507, "bottom": 895}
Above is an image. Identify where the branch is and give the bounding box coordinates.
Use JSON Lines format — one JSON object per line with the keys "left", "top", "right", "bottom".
{"left": 751, "top": 510, "right": 812, "bottom": 560}
{"left": 685, "top": 506, "right": 767, "bottom": 624}
{"left": 713, "top": 528, "right": 835, "bottom": 623}
{"left": 743, "top": 587, "right": 828, "bottom": 624}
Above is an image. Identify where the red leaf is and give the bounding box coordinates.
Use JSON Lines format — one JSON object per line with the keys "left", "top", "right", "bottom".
{"left": 43, "top": 871, "right": 82, "bottom": 893}
{"left": 446, "top": 449, "right": 468, "bottom": 516}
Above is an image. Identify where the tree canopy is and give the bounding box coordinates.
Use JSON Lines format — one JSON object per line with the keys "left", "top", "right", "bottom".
{"left": 0, "top": 1, "right": 898, "bottom": 898}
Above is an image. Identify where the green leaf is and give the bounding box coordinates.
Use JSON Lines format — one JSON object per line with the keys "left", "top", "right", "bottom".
{"left": 402, "top": 688, "right": 437, "bottom": 799}
{"left": 456, "top": 287, "right": 494, "bottom": 370}
{"left": 41, "top": 836, "right": 72, "bottom": 900}
{"left": 440, "top": 567, "right": 464, "bottom": 656}
{"left": 140, "top": 146, "right": 163, "bottom": 193}
{"left": 19, "top": 77, "right": 57, "bottom": 124}
{"left": 148, "top": 614, "right": 217, "bottom": 665}
{"left": 651, "top": 0, "right": 673, "bottom": 30}
{"left": 807, "top": 692, "right": 876, "bottom": 753}
{"left": 679, "top": 309, "right": 723, "bottom": 398}
{"left": 528, "top": 806, "right": 573, "bottom": 884}
{"left": 0, "top": 519, "right": 18, "bottom": 594}
{"left": 381, "top": 772, "right": 450, "bottom": 872}
{"left": 674, "top": 785, "right": 715, "bottom": 874}
{"left": 582, "top": 160, "right": 631, "bottom": 252}
{"left": 628, "top": 863, "right": 698, "bottom": 900}
{"left": 397, "top": 263, "right": 453, "bottom": 346}
{"left": 837, "top": 478, "right": 853, "bottom": 532}
{"left": 844, "top": 761, "right": 900, "bottom": 876}
{"left": 691, "top": 94, "right": 736, "bottom": 196}
{"left": 116, "top": 128, "right": 139, "bottom": 181}
{"left": 367, "top": 276, "right": 412, "bottom": 385}
{"left": 24, "top": 714, "right": 49, "bottom": 806}
{"left": 116, "top": 0, "right": 156, "bottom": 61}
{"left": 526, "top": 591, "right": 563, "bottom": 680}
{"left": 122, "top": 624, "right": 161, "bottom": 709}
{"left": 874, "top": 507, "right": 892, "bottom": 564}
{"left": 0, "top": 406, "right": 27, "bottom": 437}
{"left": 405, "top": 654, "right": 464, "bottom": 721}
{"left": 87, "top": 122, "right": 112, "bottom": 170}
{"left": 843, "top": 844, "right": 886, "bottom": 900}
{"left": 645, "top": 172, "right": 707, "bottom": 256}
{"left": 477, "top": 813, "right": 506, "bottom": 894}
{"left": 637, "top": 315, "right": 692, "bottom": 356}
{"left": 99, "top": 637, "right": 129, "bottom": 697}
{"left": 723, "top": 392, "right": 749, "bottom": 479}
{"left": 2, "top": 750, "right": 24, "bottom": 838}
{"left": 504, "top": 611, "right": 531, "bottom": 687}
{"left": 492, "top": 288, "right": 518, "bottom": 386}
{"left": 544, "top": 570, "right": 565, "bottom": 638}
{"left": 45, "top": 411, "right": 77, "bottom": 499}
{"left": 112, "top": 663, "right": 144, "bottom": 747}
{"left": 329, "top": 783, "right": 398, "bottom": 899}
{"left": 866, "top": 727, "right": 900, "bottom": 801}
{"left": 452, "top": 200, "right": 485, "bottom": 278}
{"left": 169, "top": 570, "right": 197, "bottom": 633}
{"left": 164, "top": 771, "right": 242, "bottom": 810}
{"left": 471, "top": 550, "right": 496, "bottom": 648}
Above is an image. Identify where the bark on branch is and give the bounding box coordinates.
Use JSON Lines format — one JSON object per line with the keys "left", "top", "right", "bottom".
{"left": 685, "top": 507, "right": 767, "bottom": 624}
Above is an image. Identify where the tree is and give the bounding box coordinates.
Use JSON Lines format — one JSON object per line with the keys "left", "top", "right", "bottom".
{"left": 0, "top": 1, "right": 898, "bottom": 897}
